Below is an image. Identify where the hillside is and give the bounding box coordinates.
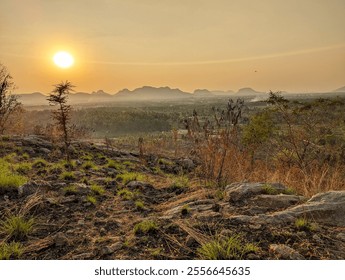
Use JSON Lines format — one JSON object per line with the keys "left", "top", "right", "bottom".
{"left": 0, "top": 136, "right": 344, "bottom": 260}
{"left": 334, "top": 86, "right": 345, "bottom": 93}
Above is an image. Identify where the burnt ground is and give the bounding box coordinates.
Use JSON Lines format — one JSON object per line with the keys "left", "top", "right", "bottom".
{"left": 0, "top": 136, "right": 344, "bottom": 260}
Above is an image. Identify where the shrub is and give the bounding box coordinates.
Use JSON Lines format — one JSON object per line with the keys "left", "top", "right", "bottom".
{"left": 134, "top": 220, "right": 158, "bottom": 235}
{"left": 1, "top": 215, "right": 34, "bottom": 240}
{"left": 197, "top": 235, "right": 258, "bottom": 260}
{"left": 0, "top": 242, "right": 23, "bottom": 260}
{"left": 90, "top": 184, "right": 105, "bottom": 195}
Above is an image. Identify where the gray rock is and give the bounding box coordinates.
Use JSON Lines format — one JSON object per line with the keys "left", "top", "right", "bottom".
{"left": 225, "top": 182, "right": 288, "bottom": 203}
{"left": 100, "top": 242, "right": 122, "bottom": 256}
{"left": 252, "top": 194, "right": 306, "bottom": 210}
{"left": 225, "top": 191, "right": 345, "bottom": 227}
{"left": 54, "top": 232, "right": 69, "bottom": 247}
{"left": 164, "top": 199, "right": 215, "bottom": 218}
{"left": 39, "top": 147, "right": 51, "bottom": 154}
{"left": 273, "top": 191, "right": 345, "bottom": 227}
{"left": 269, "top": 244, "right": 305, "bottom": 260}
{"left": 312, "top": 234, "right": 322, "bottom": 243}
{"left": 185, "top": 235, "right": 197, "bottom": 247}
{"left": 18, "top": 180, "right": 51, "bottom": 197}
{"left": 178, "top": 158, "right": 195, "bottom": 170}
{"left": 22, "top": 136, "right": 53, "bottom": 149}
{"left": 336, "top": 232, "right": 345, "bottom": 242}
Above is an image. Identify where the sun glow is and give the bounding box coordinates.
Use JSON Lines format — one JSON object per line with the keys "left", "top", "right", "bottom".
{"left": 53, "top": 51, "right": 74, "bottom": 68}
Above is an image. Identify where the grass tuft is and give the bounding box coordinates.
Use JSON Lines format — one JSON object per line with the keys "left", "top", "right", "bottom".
{"left": 59, "top": 171, "right": 76, "bottom": 181}
{"left": 1, "top": 215, "right": 34, "bottom": 240}
{"left": 90, "top": 184, "right": 105, "bottom": 195}
{"left": 116, "top": 172, "right": 146, "bottom": 185}
{"left": 197, "top": 235, "right": 258, "bottom": 260}
{"left": 0, "top": 242, "right": 23, "bottom": 260}
{"left": 134, "top": 220, "right": 158, "bottom": 235}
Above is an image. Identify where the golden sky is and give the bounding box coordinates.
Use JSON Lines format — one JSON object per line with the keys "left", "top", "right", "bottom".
{"left": 1, "top": 0, "right": 345, "bottom": 93}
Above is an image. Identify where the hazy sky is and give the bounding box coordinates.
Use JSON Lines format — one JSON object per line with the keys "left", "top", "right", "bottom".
{"left": 1, "top": 0, "right": 345, "bottom": 93}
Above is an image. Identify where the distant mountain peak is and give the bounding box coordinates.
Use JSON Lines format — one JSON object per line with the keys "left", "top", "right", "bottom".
{"left": 333, "top": 86, "right": 345, "bottom": 92}
{"left": 237, "top": 87, "right": 259, "bottom": 94}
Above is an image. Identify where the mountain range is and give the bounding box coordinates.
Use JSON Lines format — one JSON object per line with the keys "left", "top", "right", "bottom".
{"left": 14, "top": 86, "right": 345, "bottom": 106}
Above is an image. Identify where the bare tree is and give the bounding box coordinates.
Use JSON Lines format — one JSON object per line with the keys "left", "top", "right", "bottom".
{"left": 47, "top": 81, "right": 74, "bottom": 162}
{"left": 0, "top": 63, "right": 22, "bottom": 134}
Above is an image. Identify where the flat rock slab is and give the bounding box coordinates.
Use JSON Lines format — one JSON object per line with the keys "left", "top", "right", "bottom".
{"left": 225, "top": 182, "right": 288, "bottom": 203}
{"left": 252, "top": 194, "right": 306, "bottom": 210}
{"left": 224, "top": 191, "right": 345, "bottom": 227}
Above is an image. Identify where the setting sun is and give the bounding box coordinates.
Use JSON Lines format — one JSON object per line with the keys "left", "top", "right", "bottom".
{"left": 53, "top": 51, "right": 74, "bottom": 68}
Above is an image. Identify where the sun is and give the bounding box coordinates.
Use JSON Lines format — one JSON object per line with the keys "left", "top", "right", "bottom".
{"left": 53, "top": 51, "right": 74, "bottom": 68}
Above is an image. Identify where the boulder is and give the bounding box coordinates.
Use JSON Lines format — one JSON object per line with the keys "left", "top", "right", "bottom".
{"left": 22, "top": 136, "right": 53, "bottom": 149}
{"left": 252, "top": 194, "right": 306, "bottom": 210}
{"left": 224, "top": 191, "right": 345, "bottom": 227}
{"left": 269, "top": 244, "right": 304, "bottom": 260}
{"left": 99, "top": 242, "right": 122, "bottom": 256}
{"left": 18, "top": 180, "right": 51, "bottom": 197}
{"left": 225, "top": 182, "right": 288, "bottom": 203}
{"left": 274, "top": 191, "right": 345, "bottom": 227}
{"left": 54, "top": 232, "right": 69, "bottom": 247}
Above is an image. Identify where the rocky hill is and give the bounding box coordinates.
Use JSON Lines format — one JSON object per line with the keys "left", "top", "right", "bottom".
{"left": 0, "top": 136, "right": 344, "bottom": 260}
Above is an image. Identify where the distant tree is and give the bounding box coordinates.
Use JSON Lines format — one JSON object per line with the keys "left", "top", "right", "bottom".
{"left": 47, "top": 81, "right": 74, "bottom": 162}
{"left": 0, "top": 63, "right": 22, "bottom": 135}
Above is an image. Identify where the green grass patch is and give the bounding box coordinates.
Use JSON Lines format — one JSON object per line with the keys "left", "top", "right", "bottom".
{"left": 0, "top": 242, "right": 23, "bottom": 260}
{"left": 63, "top": 185, "right": 78, "bottom": 195}
{"left": 107, "top": 159, "right": 124, "bottom": 170}
{"left": 90, "top": 184, "right": 105, "bottom": 195}
{"left": 15, "top": 162, "right": 32, "bottom": 175}
{"left": 80, "top": 154, "right": 93, "bottom": 161}
{"left": 1, "top": 215, "right": 34, "bottom": 240}
{"left": 158, "top": 158, "right": 174, "bottom": 166}
{"left": 82, "top": 161, "right": 97, "bottom": 170}
{"left": 0, "top": 159, "right": 27, "bottom": 190}
{"left": 60, "top": 160, "right": 76, "bottom": 169}
{"left": 59, "top": 171, "right": 76, "bottom": 181}
{"left": 135, "top": 200, "right": 145, "bottom": 210}
{"left": 170, "top": 175, "right": 189, "bottom": 189}
{"left": 117, "top": 189, "right": 135, "bottom": 200}
{"left": 3, "top": 153, "right": 17, "bottom": 163}
{"left": 262, "top": 184, "right": 279, "bottom": 195}
{"left": 22, "top": 153, "right": 30, "bottom": 160}
{"left": 86, "top": 195, "right": 97, "bottom": 205}
{"left": 197, "top": 235, "right": 258, "bottom": 260}
{"left": 32, "top": 158, "right": 48, "bottom": 169}
{"left": 116, "top": 172, "right": 146, "bottom": 184}
{"left": 295, "top": 218, "right": 316, "bottom": 231}
{"left": 134, "top": 220, "right": 158, "bottom": 235}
